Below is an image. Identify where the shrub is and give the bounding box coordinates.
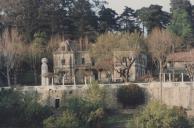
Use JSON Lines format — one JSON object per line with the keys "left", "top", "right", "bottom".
{"left": 44, "top": 110, "right": 79, "bottom": 128}
{"left": 0, "top": 89, "right": 24, "bottom": 126}
{"left": 22, "top": 92, "right": 52, "bottom": 127}
{"left": 117, "top": 84, "right": 145, "bottom": 108}
{"left": 65, "top": 97, "right": 105, "bottom": 128}
{"left": 84, "top": 81, "right": 106, "bottom": 107}
{"left": 0, "top": 89, "right": 52, "bottom": 127}
{"left": 44, "top": 82, "right": 106, "bottom": 128}
{"left": 133, "top": 101, "right": 191, "bottom": 128}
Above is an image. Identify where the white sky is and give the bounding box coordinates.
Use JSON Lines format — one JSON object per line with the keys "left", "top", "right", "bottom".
{"left": 106, "top": 0, "right": 194, "bottom": 14}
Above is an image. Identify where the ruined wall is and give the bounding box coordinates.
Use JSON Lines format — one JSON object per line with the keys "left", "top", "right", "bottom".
{"left": 4, "top": 82, "right": 194, "bottom": 115}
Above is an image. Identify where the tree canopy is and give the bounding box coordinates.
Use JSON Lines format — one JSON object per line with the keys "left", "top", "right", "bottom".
{"left": 137, "top": 5, "right": 170, "bottom": 33}
{"left": 168, "top": 9, "right": 194, "bottom": 48}
{"left": 90, "top": 32, "right": 145, "bottom": 81}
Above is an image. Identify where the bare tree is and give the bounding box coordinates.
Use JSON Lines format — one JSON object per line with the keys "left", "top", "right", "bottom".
{"left": 90, "top": 32, "right": 145, "bottom": 82}
{"left": 147, "top": 28, "right": 181, "bottom": 80}
{"left": 114, "top": 51, "right": 137, "bottom": 82}
{"left": 47, "top": 34, "right": 63, "bottom": 56}
{"left": 0, "top": 29, "right": 25, "bottom": 86}
{"left": 147, "top": 28, "right": 181, "bottom": 102}
{"left": 28, "top": 43, "right": 43, "bottom": 85}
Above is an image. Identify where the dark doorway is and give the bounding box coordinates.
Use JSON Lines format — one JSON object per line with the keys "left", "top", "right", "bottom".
{"left": 55, "top": 99, "right": 60, "bottom": 109}
{"left": 93, "top": 70, "right": 98, "bottom": 80}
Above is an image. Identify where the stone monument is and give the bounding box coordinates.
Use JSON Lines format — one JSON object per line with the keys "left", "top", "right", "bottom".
{"left": 41, "top": 58, "right": 49, "bottom": 86}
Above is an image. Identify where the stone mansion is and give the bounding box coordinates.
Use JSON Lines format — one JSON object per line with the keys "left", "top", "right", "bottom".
{"left": 52, "top": 39, "right": 147, "bottom": 84}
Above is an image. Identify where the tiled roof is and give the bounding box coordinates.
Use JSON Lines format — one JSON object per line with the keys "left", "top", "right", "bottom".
{"left": 167, "top": 49, "right": 194, "bottom": 62}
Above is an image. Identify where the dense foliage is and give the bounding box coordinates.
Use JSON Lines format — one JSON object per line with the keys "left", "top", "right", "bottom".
{"left": 0, "top": 89, "right": 52, "bottom": 127}
{"left": 133, "top": 101, "right": 191, "bottom": 128}
{"left": 44, "top": 81, "right": 106, "bottom": 128}
{"left": 137, "top": 5, "right": 170, "bottom": 33}
{"left": 117, "top": 84, "right": 145, "bottom": 108}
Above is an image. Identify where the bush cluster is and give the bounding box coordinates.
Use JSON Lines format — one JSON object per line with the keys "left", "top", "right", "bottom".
{"left": 0, "top": 89, "right": 52, "bottom": 128}
{"left": 117, "top": 84, "right": 145, "bottom": 108}
{"left": 133, "top": 101, "right": 191, "bottom": 128}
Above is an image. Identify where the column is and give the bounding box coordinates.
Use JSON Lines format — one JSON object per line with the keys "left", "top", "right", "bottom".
{"left": 84, "top": 77, "right": 87, "bottom": 85}
{"left": 51, "top": 77, "right": 54, "bottom": 86}
{"left": 169, "top": 73, "right": 171, "bottom": 82}
{"left": 62, "top": 75, "right": 65, "bottom": 85}
{"left": 73, "top": 76, "right": 76, "bottom": 86}
{"left": 181, "top": 73, "right": 184, "bottom": 82}
{"left": 163, "top": 73, "right": 166, "bottom": 82}
{"left": 73, "top": 76, "right": 76, "bottom": 89}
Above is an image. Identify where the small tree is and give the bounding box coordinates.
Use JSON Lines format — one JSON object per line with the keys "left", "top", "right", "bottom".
{"left": 147, "top": 28, "right": 181, "bottom": 102}
{"left": 133, "top": 101, "right": 191, "bottom": 128}
{"left": 84, "top": 81, "right": 105, "bottom": 106}
{"left": 117, "top": 84, "right": 145, "bottom": 108}
{"left": 147, "top": 28, "right": 181, "bottom": 80}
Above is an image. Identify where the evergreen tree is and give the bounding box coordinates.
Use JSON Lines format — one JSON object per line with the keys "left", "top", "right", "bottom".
{"left": 118, "top": 7, "right": 139, "bottom": 32}
{"left": 15, "top": 0, "right": 40, "bottom": 42}
{"left": 168, "top": 9, "right": 194, "bottom": 48}
{"left": 169, "top": 0, "right": 194, "bottom": 48}
{"left": 71, "top": 0, "right": 98, "bottom": 38}
{"left": 98, "top": 6, "right": 118, "bottom": 33}
{"left": 137, "top": 5, "right": 170, "bottom": 33}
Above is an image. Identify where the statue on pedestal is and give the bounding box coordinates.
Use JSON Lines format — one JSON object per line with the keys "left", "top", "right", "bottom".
{"left": 41, "top": 58, "right": 49, "bottom": 86}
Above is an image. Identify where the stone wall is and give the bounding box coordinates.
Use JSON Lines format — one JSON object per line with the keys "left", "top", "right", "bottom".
{"left": 2, "top": 82, "right": 194, "bottom": 115}
{"left": 145, "top": 82, "right": 193, "bottom": 108}
{"left": 145, "top": 82, "right": 194, "bottom": 116}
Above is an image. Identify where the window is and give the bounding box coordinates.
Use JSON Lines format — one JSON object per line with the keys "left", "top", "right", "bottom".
{"left": 91, "top": 58, "right": 95, "bottom": 66}
{"left": 61, "top": 59, "right": 65, "bottom": 65}
{"left": 82, "top": 58, "right": 85, "bottom": 64}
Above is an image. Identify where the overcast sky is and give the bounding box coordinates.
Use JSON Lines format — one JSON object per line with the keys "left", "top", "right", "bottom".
{"left": 105, "top": 0, "right": 194, "bottom": 14}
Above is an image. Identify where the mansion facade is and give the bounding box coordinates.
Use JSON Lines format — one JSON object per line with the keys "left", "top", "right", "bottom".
{"left": 53, "top": 40, "right": 147, "bottom": 84}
